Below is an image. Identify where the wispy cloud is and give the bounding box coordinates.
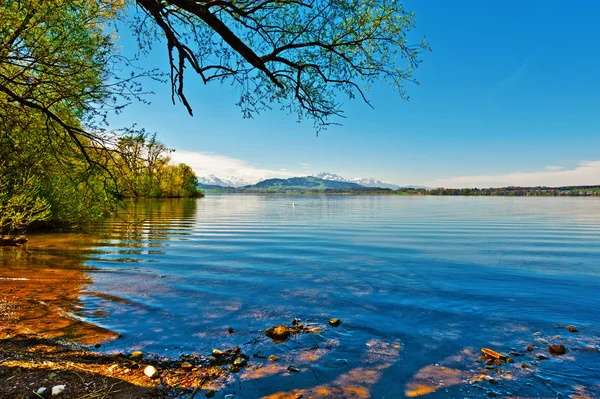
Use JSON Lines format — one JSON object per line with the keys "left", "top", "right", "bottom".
{"left": 170, "top": 150, "right": 302, "bottom": 183}
{"left": 430, "top": 161, "right": 600, "bottom": 188}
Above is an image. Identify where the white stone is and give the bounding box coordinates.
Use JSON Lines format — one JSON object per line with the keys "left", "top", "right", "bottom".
{"left": 144, "top": 365, "right": 159, "bottom": 378}
{"left": 51, "top": 385, "right": 66, "bottom": 396}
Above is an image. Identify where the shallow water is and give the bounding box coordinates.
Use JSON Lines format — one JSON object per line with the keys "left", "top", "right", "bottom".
{"left": 3, "top": 195, "right": 600, "bottom": 398}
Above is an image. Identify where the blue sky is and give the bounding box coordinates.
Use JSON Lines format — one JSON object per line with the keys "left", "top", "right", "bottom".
{"left": 110, "top": 0, "right": 600, "bottom": 187}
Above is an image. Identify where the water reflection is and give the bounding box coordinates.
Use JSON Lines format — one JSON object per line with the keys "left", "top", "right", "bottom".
{"left": 0, "top": 234, "right": 117, "bottom": 344}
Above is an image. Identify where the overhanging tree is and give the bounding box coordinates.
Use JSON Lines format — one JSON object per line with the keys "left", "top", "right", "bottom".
{"left": 133, "top": 0, "right": 428, "bottom": 127}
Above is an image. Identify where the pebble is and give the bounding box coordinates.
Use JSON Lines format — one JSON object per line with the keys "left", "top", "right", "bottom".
{"left": 212, "top": 349, "right": 224, "bottom": 357}
{"left": 268, "top": 355, "right": 279, "bottom": 362}
{"left": 520, "top": 362, "right": 531, "bottom": 369}
{"left": 144, "top": 365, "right": 159, "bottom": 378}
{"left": 548, "top": 344, "right": 566, "bottom": 355}
{"left": 526, "top": 345, "right": 534, "bottom": 351}
{"left": 227, "top": 327, "right": 235, "bottom": 334}
{"left": 228, "top": 365, "right": 241, "bottom": 373}
{"left": 181, "top": 362, "right": 193, "bottom": 371}
{"left": 233, "top": 357, "right": 247, "bottom": 367}
{"left": 329, "top": 318, "right": 341, "bottom": 327}
{"left": 130, "top": 350, "right": 143, "bottom": 359}
{"left": 52, "top": 385, "right": 66, "bottom": 396}
{"left": 265, "top": 326, "right": 292, "bottom": 340}
{"left": 36, "top": 387, "right": 47, "bottom": 396}
{"left": 205, "top": 390, "right": 216, "bottom": 398}
{"left": 568, "top": 325, "right": 578, "bottom": 333}
{"left": 287, "top": 365, "right": 300, "bottom": 373}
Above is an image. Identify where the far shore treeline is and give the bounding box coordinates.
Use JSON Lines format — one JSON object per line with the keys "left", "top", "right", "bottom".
{"left": 200, "top": 184, "right": 600, "bottom": 197}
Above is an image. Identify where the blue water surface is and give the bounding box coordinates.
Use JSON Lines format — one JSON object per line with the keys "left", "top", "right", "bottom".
{"left": 82, "top": 195, "right": 600, "bottom": 398}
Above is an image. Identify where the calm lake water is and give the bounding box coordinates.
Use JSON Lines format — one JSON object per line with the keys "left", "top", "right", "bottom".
{"left": 4, "top": 195, "right": 600, "bottom": 398}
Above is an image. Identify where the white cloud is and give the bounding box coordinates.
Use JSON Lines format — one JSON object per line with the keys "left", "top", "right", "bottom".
{"left": 544, "top": 165, "right": 566, "bottom": 172}
{"left": 430, "top": 161, "right": 600, "bottom": 188}
{"left": 170, "top": 150, "right": 301, "bottom": 184}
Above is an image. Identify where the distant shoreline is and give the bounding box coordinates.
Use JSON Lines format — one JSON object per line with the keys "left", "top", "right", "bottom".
{"left": 200, "top": 185, "right": 600, "bottom": 197}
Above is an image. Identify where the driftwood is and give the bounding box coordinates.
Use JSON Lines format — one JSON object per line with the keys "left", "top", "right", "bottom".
{"left": 481, "top": 348, "right": 508, "bottom": 361}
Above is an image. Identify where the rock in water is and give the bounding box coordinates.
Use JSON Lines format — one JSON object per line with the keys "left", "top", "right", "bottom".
{"left": 212, "top": 349, "right": 224, "bottom": 357}
{"left": 205, "top": 390, "right": 216, "bottom": 398}
{"left": 568, "top": 325, "right": 578, "bottom": 333}
{"left": 233, "top": 357, "right": 247, "bottom": 367}
{"left": 144, "top": 365, "right": 159, "bottom": 378}
{"left": 548, "top": 344, "right": 566, "bottom": 355}
{"left": 268, "top": 355, "right": 279, "bottom": 362}
{"left": 265, "top": 326, "right": 291, "bottom": 341}
{"left": 287, "top": 365, "right": 300, "bottom": 373}
{"left": 228, "top": 365, "right": 241, "bottom": 373}
{"left": 329, "top": 318, "right": 341, "bottom": 327}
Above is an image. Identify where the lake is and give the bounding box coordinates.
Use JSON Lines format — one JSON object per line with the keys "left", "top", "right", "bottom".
{"left": 2, "top": 195, "right": 600, "bottom": 398}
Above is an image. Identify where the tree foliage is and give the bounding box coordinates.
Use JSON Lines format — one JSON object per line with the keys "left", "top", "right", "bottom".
{"left": 111, "top": 133, "right": 200, "bottom": 198}
{"left": 0, "top": 0, "right": 200, "bottom": 235}
{"left": 134, "top": 0, "right": 428, "bottom": 127}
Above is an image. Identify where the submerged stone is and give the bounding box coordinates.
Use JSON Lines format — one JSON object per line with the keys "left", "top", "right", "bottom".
{"left": 568, "top": 325, "right": 578, "bottom": 333}
{"left": 268, "top": 355, "right": 279, "bottom": 362}
{"left": 228, "top": 365, "right": 241, "bottom": 373}
{"left": 329, "top": 318, "right": 341, "bottom": 327}
{"left": 548, "top": 344, "right": 566, "bottom": 355}
{"left": 287, "top": 365, "right": 300, "bottom": 373}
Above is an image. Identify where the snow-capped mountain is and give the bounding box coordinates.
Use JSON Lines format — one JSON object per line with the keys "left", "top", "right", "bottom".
{"left": 348, "top": 177, "right": 401, "bottom": 190}
{"left": 312, "top": 172, "right": 401, "bottom": 190}
{"left": 311, "top": 172, "right": 349, "bottom": 182}
{"left": 197, "top": 174, "right": 253, "bottom": 187}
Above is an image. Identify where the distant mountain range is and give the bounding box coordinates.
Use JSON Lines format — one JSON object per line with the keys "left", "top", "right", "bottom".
{"left": 197, "top": 172, "right": 425, "bottom": 190}
{"left": 251, "top": 176, "right": 364, "bottom": 190}
{"left": 198, "top": 176, "right": 393, "bottom": 192}
{"left": 197, "top": 174, "right": 253, "bottom": 187}
{"left": 311, "top": 172, "right": 402, "bottom": 190}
